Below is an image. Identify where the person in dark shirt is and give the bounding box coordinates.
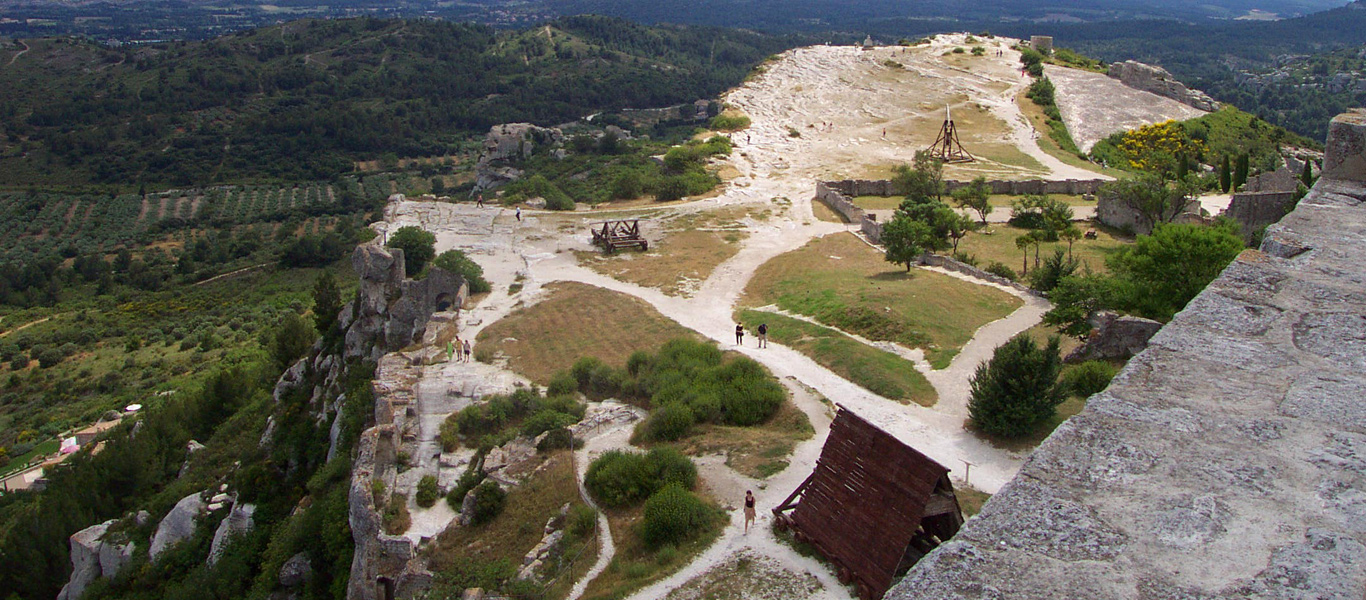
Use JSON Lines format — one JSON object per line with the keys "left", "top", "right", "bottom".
{"left": 735, "top": 324, "right": 744, "bottom": 346}
{"left": 757, "top": 323, "right": 768, "bottom": 348}
{"left": 744, "top": 490, "right": 756, "bottom": 533}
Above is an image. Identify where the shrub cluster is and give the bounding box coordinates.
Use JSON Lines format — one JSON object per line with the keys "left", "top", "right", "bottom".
{"left": 555, "top": 338, "right": 785, "bottom": 442}
{"left": 584, "top": 447, "right": 697, "bottom": 508}
{"left": 432, "top": 249, "right": 491, "bottom": 294}
{"left": 415, "top": 475, "right": 441, "bottom": 508}
{"left": 1062, "top": 360, "right": 1118, "bottom": 397}
{"left": 469, "top": 481, "right": 507, "bottom": 526}
{"left": 444, "top": 387, "right": 585, "bottom": 450}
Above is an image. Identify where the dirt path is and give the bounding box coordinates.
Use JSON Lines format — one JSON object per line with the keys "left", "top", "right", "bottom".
{"left": 0, "top": 315, "right": 51, "bottom": 338}
{"left": 5, "top": 40, "right": 28, "bottom": 67}
{"left": 376, "top": 37, "right": 1090, "bottom": 599}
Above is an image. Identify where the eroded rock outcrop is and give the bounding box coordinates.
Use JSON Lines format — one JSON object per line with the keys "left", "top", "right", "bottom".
{"left": 1107, "top": 60, "right": 1219, "bottom": 112}
{"left": 56, "top": 520, "right": 135, "bottom": 600}
{"left": 474, "top": 123, "right": 564, "bottom": 191}
{"left": 150, "top": 492, "right": 206, "bottom": 561}
{"left": 1064, "top": 311, "right": 1163, "bottom": 363}
{"left": 208, "top": 501, "right": 256, "bottom": 566}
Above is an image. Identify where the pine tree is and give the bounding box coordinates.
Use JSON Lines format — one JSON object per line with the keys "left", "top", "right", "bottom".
{"left": 312, "top": 270, "right": 342, "bottom": 335}
{"left": 1219, "top": 155, "right": 1231, "bottom": 193}
{"left": 1232, "top": 154, "right": 1250, "bottom": 191}
{"left": 967, "top": 334, "right": 1065, "bottom": 438}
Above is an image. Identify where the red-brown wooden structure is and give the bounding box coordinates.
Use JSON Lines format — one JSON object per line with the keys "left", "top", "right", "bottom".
{"left": 772, "top": 406, "right": 964, "bottom": 600}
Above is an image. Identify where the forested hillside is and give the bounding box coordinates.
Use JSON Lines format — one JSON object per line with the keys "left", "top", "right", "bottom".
{"left": 0, "top": 16, "right": 805, "bottom": 187}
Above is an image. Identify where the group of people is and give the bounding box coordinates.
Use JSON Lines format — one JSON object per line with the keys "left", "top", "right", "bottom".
{"left": 734, "top": 323, "right": 768, "bottom": 348}
{"left": 447, "top": 337, "right": 473, "bottom": 363}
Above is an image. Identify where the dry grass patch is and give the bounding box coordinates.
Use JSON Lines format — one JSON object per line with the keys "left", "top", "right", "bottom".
{"left": 476, "top": 281, "right": 698, "bottom": 384}
{"left": 812, "top": 198, "right": 847, "bottom": 223}
{"left": 955, "top": 484, "right": 992, "bottom": 518}
{"left": 741, "top": 232, "right": 1022, "bottom": 368}
{"left": 665, "top": 400, "right": 814, "bottom": 479}
{"left": 581, "top": 491, "right": 725, "bottom": 600}
{"left": 428, "top": 451, "right": 597, "bottom": 595}
{"left": 956, "top": 223, "right": 1130, "bottom": 276}
{"left": 575, "top": 207, "right": 755, "bottom": 296}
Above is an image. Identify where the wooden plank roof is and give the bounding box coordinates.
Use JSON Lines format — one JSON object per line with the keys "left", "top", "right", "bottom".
{"left": 790, "top": 406, "right": 950, "bottom": 599}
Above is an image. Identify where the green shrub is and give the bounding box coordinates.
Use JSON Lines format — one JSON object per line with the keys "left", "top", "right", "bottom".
{"left": 968, "top": 334, "right": 1065, "bottom": 438}
{"left": 571, "top": 356, "right": 605, "bottom": 390}
{"left": 386, "top": 226, "right": 437, "bottom": 275}
{"left": 521, "top": 410, "right": 578, "bottom": 437}
{"left": 584, "top": 447, "right": 698, "bottom": 508}
{"left": 415, "top": 475, "right": 441, "bottom": 508}
{"left": 610, "top": 171, "right": 645, "bottom": 200}
{"left": 536, "top": 428, "right": 575, "bottom": 452}
{"left": 984, "top": 262, "right": 1018, "bottom": 281}
{"left": 1062, "top": 361, "right": 1118, "bottom": 397}
{"left": 439, "top": 414, "right": 460, "bottom": 452}
{"left": 708, "top": 114, "right": 751, "bottom": 132}
{"left": 641, "top": 403, "right": 695, "bottom": 441}
{"left": 641, "top": 483, "right": 714, "bottom": 548}
{"left": 547, "top": 370, "right": 578, "bottom": 397}
{"left": 470, "top": 481, "right": 506, "bottom": 526}
{"left": 432, "top": 249, "right": 491, "bottom": 294}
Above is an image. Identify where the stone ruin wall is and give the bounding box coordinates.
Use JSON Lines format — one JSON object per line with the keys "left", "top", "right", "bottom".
{"left": 889, "top": 110, "right": 1366, "bottom": 599}
{"left": 1225, "top": 191, "right": 1300, "bottom": 243}
{"left": 344, "top": 242, "right": 467, "bottom": 600}
{"left": 813, "top": 180, "right": 1042, "bottom": 294}
{"left": 1094, "top": 191, "right": 1203, "bottom": 236}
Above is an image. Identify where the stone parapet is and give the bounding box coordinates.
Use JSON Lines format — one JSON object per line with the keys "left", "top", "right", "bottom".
{"left": 888, "top": 112, "right": 1366, "bottom": 600}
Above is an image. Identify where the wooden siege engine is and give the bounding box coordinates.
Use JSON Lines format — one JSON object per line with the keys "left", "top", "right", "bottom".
{"left": 590, "top": 219, "right": 649, "bottom": 254}
{"left": 925, "top": 105, "right": 975, "bottom": 164}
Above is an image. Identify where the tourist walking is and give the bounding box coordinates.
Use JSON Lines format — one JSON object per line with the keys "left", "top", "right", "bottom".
{"left": 743, "top": 490, "right": 756, "bottom": 534}
{"left": 757, "top": 323, "right": 768, "bottom": 348}
{"left": 515, "top": 207, "right": 522, "bottom": 222}
{"left": 476, "top": 193, "right": 484, "bottom": 208}
{"left": 463, "top": 339, "right": 472, "bottom": 363}
{"left": 735, "top": 324, "right": 745, "bottom": 346}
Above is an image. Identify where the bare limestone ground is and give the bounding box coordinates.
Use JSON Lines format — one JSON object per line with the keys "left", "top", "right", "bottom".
{"left": 372, "top": 35, "right": 1137, "bottom": 600}
{"left": 1045, "top": 63, "right": 1209, "bottom": 153}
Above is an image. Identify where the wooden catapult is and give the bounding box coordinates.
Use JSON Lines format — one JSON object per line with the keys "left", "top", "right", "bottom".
{"left": 924, "top": 105, "right": 975, "bottom": 164}
{"left": 590, "top": 219, "right": 648, "bottom": 254}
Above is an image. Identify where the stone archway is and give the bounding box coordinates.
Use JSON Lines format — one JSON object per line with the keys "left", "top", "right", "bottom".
{"left": 435, "top": 292, "right": 454, "bottom": 312}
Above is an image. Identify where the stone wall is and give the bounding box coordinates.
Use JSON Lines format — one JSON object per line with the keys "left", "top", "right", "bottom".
{"left": 814, "top": 178, "right": 1109, "bottom": 244}
{"left": 918, "top": 254, "right": 1035, "bottom": 295}
{"left": 1107, "top": 60, "right": 1220, "bottom": 112}
{"left": 1225, "top": 191, "right": 1299, "bottom": 243}
{"left": 889, "top": 109, "right": 1366, "bottom": 600}
{"left": 1096, "top": 190, "right": 1202, "bottom": 235}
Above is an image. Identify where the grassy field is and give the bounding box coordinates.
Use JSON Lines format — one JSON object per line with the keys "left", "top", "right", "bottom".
{"left": 737, "top": 310, "right": 936, "bottom": 406}
{"left": 740, "top": 233, "right": 1021, "bottom": 369}
{"left": 663, "top": 399, "right": 815, "bottom": 479}
{"left": 955, "top": 484, "right": 992, "bottom": 518}
{"left": 851, "top": 193, "right": 1092, "bottom": 212}
{"left": 956, "top": 224, "right": 1131, "bottom": 275}
{"left": 476, "top": 282, "right": 698, "bottom": 384}
{"left": 575, "top": 207, "right": 758, "bottom": 296}
{"left": 811, "top": 198, "right": 847, "bottom": 224}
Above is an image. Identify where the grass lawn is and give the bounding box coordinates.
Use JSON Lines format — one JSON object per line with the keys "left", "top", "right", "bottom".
{"left": 956, "top": 224, "right": 1131, "bottom": 276}
{"left": 581, "top": 492, "right": 725, "bottom": 600}
{"left": 851, "top": 194, "right": 1092, "bottom": 214}
{"left": 955, "top": 484, "right": 992, "bottom": 518}
{"left": 476, "top": 281, "right": 698, "bottom": 384}
{"left": 737, "top": 310, "right": 936, "bottom": 406}
{"left": 663, "top": 399, "right": 815, "bottom": 479}
{"left": 740, "top": 232, "right": 1021, "bottom": 369}
{"left": 575, "top": 207, "right": 756, "bottom": 297}
{"left": 429, "top": 451, "right": 596, "bottom": 597}
{"left": 812, "top": 198, "right": 848, "bottom": 223}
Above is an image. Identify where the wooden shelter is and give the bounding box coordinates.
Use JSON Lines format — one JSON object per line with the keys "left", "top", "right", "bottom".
{"left": 773, "top": 406, "right": 964, "bottom": 600}
{"left": 925, "top": 105, "right": 975, "bottom": 164}
{"left": 590, "top": 219, "right": 648, "bottom": 253}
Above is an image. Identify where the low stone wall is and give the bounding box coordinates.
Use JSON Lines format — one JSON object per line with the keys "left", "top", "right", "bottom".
{"left": 821, "top": 178, "right": 1108, "bottom": 199}
{"left": 918, "top": 254, "right": 1035, "bottom": 295}
{"left": 1095, "top": 192, "right": 1202, "bottom": 236}
{"left": 1225, "top": 190, "right": 1299, "bottom": 243}
{"left": 889, "top": 109, "right": 1366, "bottom": 600}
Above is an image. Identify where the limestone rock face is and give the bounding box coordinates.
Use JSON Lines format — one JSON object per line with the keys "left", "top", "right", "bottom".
{"left": 474, "top": 123, "right": 563, "bottom": 191}
{"left": 1065, "top": 311, "right": 1163, "bottom": 363}
{"left": 208, "top": 502, "right": 256, "bottom": 566}
{"left": 1107, "top": 61, "right": 1219, "bottom": 112}
{"left": 57, "top": 519, "right": 133, "bottom": 600}
{"left": 150, "top": 493, "right": 206, "bottom": 561}
{"left": 279, "top": 552, "right": 314, "bottom": 587}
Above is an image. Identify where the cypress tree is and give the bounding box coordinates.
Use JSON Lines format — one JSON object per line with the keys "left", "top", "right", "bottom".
{"left": 1300, "top": 159, "right": 1314, "bottom": 188}
{"left": 1233, "top": 154, "right": 1250, "bottom": 191}
{"left": 967, "top": 334, "right": 1065, "bottom": 438}
{"left": 312, "top": 270, "right": 342, "bottom": 334}
{"left": 1219, "top": 155, "right": 1231, "bottom": 193}
{"left": 1175, "top": 154, "right": 1188, "bottom": 181}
